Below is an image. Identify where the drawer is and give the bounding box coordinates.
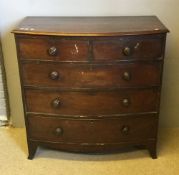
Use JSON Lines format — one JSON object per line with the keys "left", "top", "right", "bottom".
{"left": 22, "top": 62, "right": 162, "bottom": 88}
{"left": 17, "top": 36, "right": 89, "bottom": 61}
{"left": 93, "top": 35, "right": 164, "bottom": 61}
{"left": 16, "top": 34, "right": 164, "bottom": 62}
{"left": 25, "top": 89, "right": 160, "bottom": 115}
{"left": 28, "top": 115, "right": 158, "bottom": 143}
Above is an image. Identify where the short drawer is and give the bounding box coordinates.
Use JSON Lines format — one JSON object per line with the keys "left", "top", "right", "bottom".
{"left": 25, "top": 89, "right": 160, "bottom": 115}
{"left": 17, "top": 35, "right": 89, "bottom": 61}
{"left": 93, "top": 35, "right": 164, "bottom": 61}
{"left": 22, "top": 62, "right": 162, "bottom": 88}
{"left": 28, "top": 115, "right": 158, "bottom": 143}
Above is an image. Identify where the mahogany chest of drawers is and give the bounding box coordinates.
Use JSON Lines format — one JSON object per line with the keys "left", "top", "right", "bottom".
{"left": 13, "top": 16, "right": 169, "bottom": 159}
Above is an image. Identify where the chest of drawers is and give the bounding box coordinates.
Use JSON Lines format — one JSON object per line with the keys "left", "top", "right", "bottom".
{"left": 13, "top": 16, "right": 169, "bottom": 159}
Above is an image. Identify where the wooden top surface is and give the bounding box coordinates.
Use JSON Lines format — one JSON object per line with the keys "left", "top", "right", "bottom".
{"left": 12, "top": 16, "right": 169, "bottom": 36}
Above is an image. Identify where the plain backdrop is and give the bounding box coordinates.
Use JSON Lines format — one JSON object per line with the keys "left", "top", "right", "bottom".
{"left": 0, "top": 0, "right": 179, "bottom": 127}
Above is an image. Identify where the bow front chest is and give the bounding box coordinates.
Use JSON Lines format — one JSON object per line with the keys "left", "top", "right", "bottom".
{"left": 13, "top": 16, "right": 169, "bottom": 159}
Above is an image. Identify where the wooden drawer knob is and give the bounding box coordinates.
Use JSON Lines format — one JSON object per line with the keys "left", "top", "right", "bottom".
{"left": 121, "top": 125, "right": 130, "bottom": 135}
{"left": 55, "top": 127, "right": 63, "bottom": 136}
{"left": 122, "top": 71, "right": 131, "bottom": 81}
{"left": 49, "top": 71, "right": 59, "bottom": 80}
{"left": 48, "top": 46, "right": 57, "bottom": 56}
{"left": 123, "top": 47, "right": 132, "bottom": 56}
{"left": 122, "top": 98, "right": 130, "bottom": 107}
{"left": 51, "top": 98, "right": 61, "bottom": 108}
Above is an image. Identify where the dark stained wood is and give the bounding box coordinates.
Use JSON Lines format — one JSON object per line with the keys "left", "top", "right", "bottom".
{"left": 17, "top": 36, "right": 89, "bottom": 61}
{"left": 28, "top": 115, "right": 158, "bottom": 143}
{"left": 12, "top": 16, "right": 169, "bottom": 36}
{"left": 147, "top": 140, "right": 158, "bottom": 159}
{"left": 27, "top": 140, "right": 38, "bottom": 160}
{"left": 16, "top": 34, "right": 165, "bottom": 61}
{"left": 22, "top": 62, "right": 162, "bottom": 88}
{"left": 25, "top": 89, "right": 160, "bottom": 115}
{"left": 13, "top": 16, "right": 169, "bottom": 159}
{"left": 28, "top": 139, "right": 157, "bottom": 159}
{"left": 93, "top": 35, "right": 164, "bottom": 60}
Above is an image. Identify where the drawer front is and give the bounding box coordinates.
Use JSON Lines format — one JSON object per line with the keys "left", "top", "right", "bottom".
{"left": 93, "top": 35, "right": 164, "bottom": 61}
{"left": 25, "top": 89, "right": 160, "bottom": 115}
{"left": 22, "top": 62, "right": 162, "bottom": 88}
{"left": 17, "top": 36, "right": 89, "bottom": 61}
{"left": 28, "top": 115, "right": 158, "bottom": 143}
{"left": 17, "top": 35, "right": 164, "bottom": 62}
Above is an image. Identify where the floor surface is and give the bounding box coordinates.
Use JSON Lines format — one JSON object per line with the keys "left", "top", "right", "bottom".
{"left": 0, "top": 127, "right": 179, "bottom": 175}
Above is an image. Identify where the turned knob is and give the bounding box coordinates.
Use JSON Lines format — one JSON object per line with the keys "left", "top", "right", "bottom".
{"left": 121, "top": 126, "right": 130, "bottom": 135}
{"left": 122, "top": 98, "right": 130, "bottom": 107}
{"left": 122, "top": 71, "right": 131, "bottom": 81}
{"left": 123, "top": 47, "right": 132, "bottom": 56}
{"left": 49, "top": 71, "right": 59, "bottom": 80}
{"left": 51, "top": 98, "right": 61, "bottom": 108}
{"left": 48, "top": 46, "right": 57, "bottom": 56}
{"left": 55, "top": 127, "right": 63, "bottom": 136}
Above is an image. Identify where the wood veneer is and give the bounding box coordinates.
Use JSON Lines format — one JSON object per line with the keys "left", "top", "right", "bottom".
{"left": 13, "top": 16, "right": 169, "bottom": 159}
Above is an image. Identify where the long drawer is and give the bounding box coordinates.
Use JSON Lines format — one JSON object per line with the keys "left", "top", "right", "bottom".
{"left": 25, "top": 89, "right": 160, "bottom": 115}
{"left": 22, "top": 62, "right": 162, "bottom": 88}
{"left": 28, "top": 115, "right": 158, "bottom": 143}
{"left": 17, "top": 34, "right": 164, "bottom": 61}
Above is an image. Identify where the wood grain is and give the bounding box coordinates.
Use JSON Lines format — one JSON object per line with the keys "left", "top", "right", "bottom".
{"left": 28, "top": 115, "right": 158, "bottom": 143}
{"left": 22, "top": 62, "right": 162, "bottom": 88}
{"left": 12, "top": 16, "right": 169, "bottom": 36}
{"left": 13, "top": 16, "right": 168, "bottom": 159}
{"left": 25, "top": 89, "right": 160, "bottom": 115}
{"left": 16, "top": 34, "right": 165, "bottom": 61}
